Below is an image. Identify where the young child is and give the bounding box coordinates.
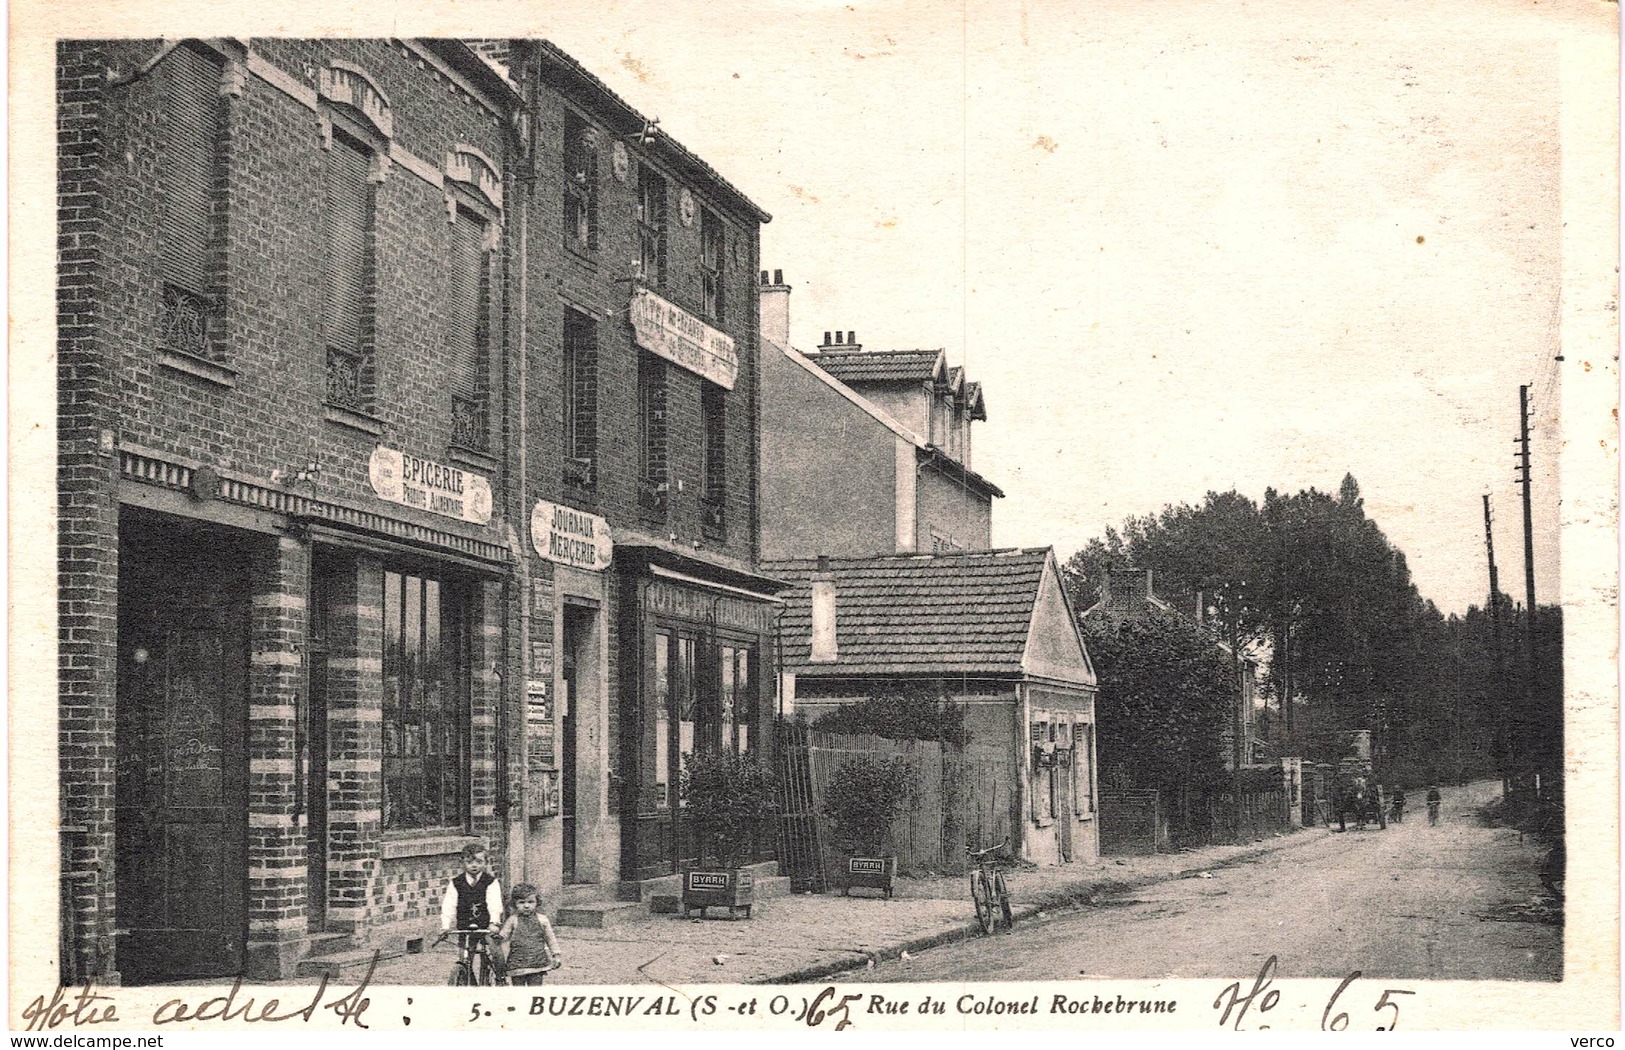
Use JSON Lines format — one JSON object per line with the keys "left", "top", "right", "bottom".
{"left": 440, "top": 843, "right": 505, "bottom": 935}
{"left": 496, "top": 883, "right": 562, "bottom": 986}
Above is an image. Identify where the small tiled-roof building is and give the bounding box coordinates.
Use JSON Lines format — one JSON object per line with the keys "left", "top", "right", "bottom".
{"left": 768, "top": 548, "right": 1100, "bottom": 866}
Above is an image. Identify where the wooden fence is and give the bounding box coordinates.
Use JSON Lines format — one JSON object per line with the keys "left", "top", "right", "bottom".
{"left": 781, "top": 730, "right": 1017, "bottom": 883}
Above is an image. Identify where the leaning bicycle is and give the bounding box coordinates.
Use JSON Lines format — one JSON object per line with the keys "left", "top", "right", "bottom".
{"left": 437, "top": 928, "right": 505, "bottom": 986}
{"left": 968, "top": 840, "right": 1014, "bottom": 933}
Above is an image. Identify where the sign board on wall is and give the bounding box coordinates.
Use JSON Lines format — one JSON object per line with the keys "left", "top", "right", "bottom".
{"left": 530, "top": 500, "right": 613, "bottom": 570}
{"left": 629, "top": 287, "right": 738, "bottom": 390}
{"left": 368, "top": 446, "right": 493, "bottom": 526}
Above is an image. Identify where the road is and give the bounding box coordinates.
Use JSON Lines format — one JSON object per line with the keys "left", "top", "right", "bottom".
{"left": 871, "top": 781, "right": 1560, "bottom": 983}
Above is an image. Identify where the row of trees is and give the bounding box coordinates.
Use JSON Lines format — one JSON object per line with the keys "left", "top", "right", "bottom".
{"left": 1065, "top": 475, "right": 1561, "bottom": 790}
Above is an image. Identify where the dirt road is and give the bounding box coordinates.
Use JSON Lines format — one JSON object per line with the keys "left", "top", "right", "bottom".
{"left": 871, "top": 781, "right": 1560, "bottom": 982}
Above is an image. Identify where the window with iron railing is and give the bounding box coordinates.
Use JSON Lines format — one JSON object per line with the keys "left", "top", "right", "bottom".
{"left": 448, "top": 205, "right": 490, "bottom": 451}
{"left": 563, "top": 111, "right": 598, "bottom": 254}
{"left": 563, "top": 309, "right": 598, "bottom": 492}
{"left": 637, "top": 167, "right": 667, "bottom": 288}
{"left": 158, "top": 43, "right": 225, "bottom": 362}
{"left": 323, "top": 131, "right": 375, "bottom": 410}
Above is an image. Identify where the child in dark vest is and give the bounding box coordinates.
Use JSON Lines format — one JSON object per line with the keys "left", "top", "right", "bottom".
{"left": 496, "top": 883, "right": 562, "bottom": 986}
{"left": 440, "top": 843, "right": 505, "bottom": 935}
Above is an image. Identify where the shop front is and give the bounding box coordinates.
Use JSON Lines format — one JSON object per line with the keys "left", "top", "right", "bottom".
{"left": 614, "top": 547, "right": 782, "bottom": 882}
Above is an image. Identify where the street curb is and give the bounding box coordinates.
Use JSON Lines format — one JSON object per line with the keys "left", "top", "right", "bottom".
{"left": 758, "top": 829, "right": 1322, "bottom": 985}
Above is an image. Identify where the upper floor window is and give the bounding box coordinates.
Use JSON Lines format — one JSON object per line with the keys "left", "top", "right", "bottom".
{"left": 563, "top": 111, "right": 598, "bottom": 253}
{"left": 637, "top": 166, "right": 667, "bottom": 287}
{"left": 447, "top": 205, "right": 491, "bottom": 451}
{"left": 158, "top": 43, "right": 225, "bottom": 362}
{"left": 563, "top": 309, "right": 598, "bottom": 491}
{"left": 699, "top": 208, "right": 724, "bottom": 322}
{"left": 323, "top": 131, "right": 376, "bottom": 409}
{"left": 700, "top": 383, "right": 726, "bottom": 537}
{"left": 638, "top": 352, "right": 668, "bottom": 516}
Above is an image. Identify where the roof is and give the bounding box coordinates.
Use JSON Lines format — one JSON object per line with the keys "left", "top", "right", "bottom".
{"left": 768, "top": 548, "right": 1054, "bottom": 676}
{"left": 811, "top": 348, "right": 946, "bottom": 385}
{"left": 533, "top": 40, "right": 771, "bottom": 225}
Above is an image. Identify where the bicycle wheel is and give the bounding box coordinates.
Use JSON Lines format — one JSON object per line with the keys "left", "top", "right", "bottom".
{"left": 971, "top": 872, "right": 994, "bottom": 934}
{"left": 994, "top": 873, "right": 1014, "bottom": 930}
{"left": 449, "top": 961, "right": 472, "bottom": 986}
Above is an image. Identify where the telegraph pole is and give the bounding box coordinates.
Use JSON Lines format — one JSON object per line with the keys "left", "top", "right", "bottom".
{"left": 1517, "top": 385, "right": 1538, "bottom": 681}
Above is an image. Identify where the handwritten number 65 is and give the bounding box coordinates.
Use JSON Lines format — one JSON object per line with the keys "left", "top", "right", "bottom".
{"left": 1321, "top": 972, "right": 1359, "bottom": 1030}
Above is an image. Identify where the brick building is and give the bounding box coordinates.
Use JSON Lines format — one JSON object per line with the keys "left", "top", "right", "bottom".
{"left": 57, "top": 36, "right": 778, "bottom": 984}
{"left": 506, "top": 42, "right": 781, "bottom": 897}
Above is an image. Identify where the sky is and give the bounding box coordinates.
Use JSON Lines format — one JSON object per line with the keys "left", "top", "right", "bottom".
{"left": 503, "top": 0, "right": 1612, "bottom": 615}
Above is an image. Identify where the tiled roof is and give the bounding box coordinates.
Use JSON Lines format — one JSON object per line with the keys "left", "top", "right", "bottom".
{"left": 811, "top": 349, "right": 945, "bottom": 384}
{"left": 767, "top": 549, "right": 1053, "bottom": 676}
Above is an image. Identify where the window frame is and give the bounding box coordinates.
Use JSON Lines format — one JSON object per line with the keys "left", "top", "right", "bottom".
{"left": 446, "top": 198, "right": 494, "bottom": 452}
{"left": 157, "top": 41, "right": 227, "bottom": 364}
{"left": 637, "top": 165, "right": 668, "bottom": 288}
{"left": 699, "top": 207, "right": 725, "bottom": 323}
{"left": 562, "top": 308, "right": 599, "bottom": 492}
{"left": 562, "top": 109, "right": 599, "bottom": 255}
{"left": 380, "top": 566, "right": 472, "bottom": 833}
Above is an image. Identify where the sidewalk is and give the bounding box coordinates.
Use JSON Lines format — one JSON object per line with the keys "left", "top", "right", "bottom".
{"left": 354, "top": 826, "right": 1326, "bottom": 986}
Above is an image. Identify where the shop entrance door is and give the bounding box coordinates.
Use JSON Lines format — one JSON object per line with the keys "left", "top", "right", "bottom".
{"left": 561, "top": 607, "right": 592, "bottom": 883}
{"left": 115, "top": 512, "right": 250, "bottom": 982}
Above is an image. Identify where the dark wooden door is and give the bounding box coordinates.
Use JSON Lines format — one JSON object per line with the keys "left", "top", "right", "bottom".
{"left": 116, "top": 519, "right": 250, "bottom": 982}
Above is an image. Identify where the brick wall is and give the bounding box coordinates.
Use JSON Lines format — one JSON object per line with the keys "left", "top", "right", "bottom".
{"left": 57, "top": 39, "right": 121, "bottom": 982}
{"left": 520, "top": 68, "right": 762, "bottom": 564}
{"left": 100, "top": 39, "right": 511, "bottom": 520}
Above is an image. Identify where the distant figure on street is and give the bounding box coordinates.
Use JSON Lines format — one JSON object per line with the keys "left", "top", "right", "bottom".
{"left": 1389, "top": 787, "right": 1406, "bottom": 824}
{"left": 1426, "top": 784, "right": 1442, "bottom": 825}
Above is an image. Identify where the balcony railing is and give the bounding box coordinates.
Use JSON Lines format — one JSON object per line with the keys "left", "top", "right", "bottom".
{"left": 638, "top": 477, "right": 669, "bottom": 517}
{"left": 700, "top": 496, "right": 726, "bottom": 540}
{"left": 563, "top": 455, "right": 596, "bottom": 492}
{"left": 162, "top": 283, "right": 213, "bottom": 360}
{"left": 326, "top": 345, "right": 364, "bottom": 409}
{"left": 450, "top": 395, "right": 488, "bottom": 451}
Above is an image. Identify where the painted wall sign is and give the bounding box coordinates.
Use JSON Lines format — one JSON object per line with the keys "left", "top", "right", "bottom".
{"left": 368, "top": 446, "right": 492, "bottom": 525}
{"left": 645, "top": 579, "right": 771, "bottom": 633}
{"left": 629, "top": 287, "right": 738, "bottom": 390}
{"left": 530, "top": 500, "right": 613, "bottom": 570}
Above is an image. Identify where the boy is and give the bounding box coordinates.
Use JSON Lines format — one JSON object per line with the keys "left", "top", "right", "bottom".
{"left": 440, "top": 843, "right": 505, "bottom": 935}
{"left": 496, "top": 883, "right": 563, "bottom": 986}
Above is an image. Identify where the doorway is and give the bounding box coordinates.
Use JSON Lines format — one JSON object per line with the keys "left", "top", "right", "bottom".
{"left": 115, "top": 511, "right": 250, "bottom": 982}
{"left": 560, "top": 605, "right": 595, "bottom": 883}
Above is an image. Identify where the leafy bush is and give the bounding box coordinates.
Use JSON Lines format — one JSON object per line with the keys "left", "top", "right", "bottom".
{"left": 811, "top": 692, "right": 969, "bottom": 745}
{"left": 679, "top": 749, "right": 778, "bottom": 869}
{"left": 821, "top": 755, "right": 918, "bottom": 856}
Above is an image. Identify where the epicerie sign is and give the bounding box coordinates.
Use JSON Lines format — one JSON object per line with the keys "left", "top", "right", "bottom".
{"left": 368, "top": 446, "right": 493, "bottom": 526}
{"left": 530, "top": 499, "right": 613, "bottom": 571}
{"left": 629, "top": 287, "right": 738, "bottom": 390}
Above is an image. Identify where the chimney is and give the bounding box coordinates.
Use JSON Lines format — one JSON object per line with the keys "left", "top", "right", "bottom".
{"left": 810, "top": 556, "right": 838, "bottom": 663}
{"left": 758, "top": 268, "right": 791, "bottom": 348}
{"left": 816, "top": 329, "right": 861, "bottom": 353}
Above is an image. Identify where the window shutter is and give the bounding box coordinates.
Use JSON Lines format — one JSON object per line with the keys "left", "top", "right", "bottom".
{"left": 160, "top": 45, "right": 222, "bottom": 292}
{"left": 324, "top": 136, "right": 371, "bottom": 354}
{"left": 448, "top": 209, "right": 486, "bottom": 401}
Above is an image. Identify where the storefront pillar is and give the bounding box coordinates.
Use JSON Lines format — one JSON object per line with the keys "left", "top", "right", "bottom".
{"left": 324, "top": 554, "right": 385, "bottom": 933}
{"left": 244, "top": 533, "right": 310, "bottom": 978}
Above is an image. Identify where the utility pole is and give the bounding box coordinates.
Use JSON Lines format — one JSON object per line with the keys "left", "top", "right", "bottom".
{"left": 1515, "top": 385, "right": 1540, "bottom": 796}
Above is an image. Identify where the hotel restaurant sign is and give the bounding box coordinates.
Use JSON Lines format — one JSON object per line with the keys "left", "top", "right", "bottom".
{"left": 531, "top": 499, "right": 614, "bottom": 571}
{"left": 629, "top": 287, "right": 737, "bottom": 390}
{"left": 368, "top": 446, "right": 493, "bottom": 526}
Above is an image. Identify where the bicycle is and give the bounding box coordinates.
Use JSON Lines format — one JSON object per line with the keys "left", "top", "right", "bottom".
{"left": 968, "top": 840, "right": 1014, "bottom": 934}
{"left": 437, "top": 928, "right": 505, "bottom": 986}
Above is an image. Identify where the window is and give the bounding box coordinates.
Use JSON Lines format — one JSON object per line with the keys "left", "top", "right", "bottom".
{"left": 638, "top": 352, "right": 668, "bottom": 514}
{"left": 562, "top": 111, "right": 597, "bottom": 253}
{"left": 562, "top": 310, "right": 598, "bottom": 490}
{"left": 701, "top": 383, "right": 726, "bottom": 535}
{"left": 700, "top": 208, "right": 724, "bottom": 322}
{"left": 448, "top": 206, "right": 490, "bottom": 450}
{"left": 159, "top": 43, "right": 224, "bottom": 361}
{"left": 1075, "top": 722, "right": 1096, "bottom": 816}
{"left": 654, "top": 632, "right": 671, "bottom": 809}
{"left": 381, "top": 569, "right": 469, "bottom": 830}
{"left": 719, "top": 645, "right": 752, "bottom": 753}
{"left": 324, "top": 131, "right": 374, "bottom": 408}
{"left": 637, "top": 167, "right": 667, "bottom": 287}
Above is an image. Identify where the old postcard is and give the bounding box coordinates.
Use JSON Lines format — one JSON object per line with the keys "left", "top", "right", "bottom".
{"left": 9, "top": 0, "right": 1619, "bottom": 1037}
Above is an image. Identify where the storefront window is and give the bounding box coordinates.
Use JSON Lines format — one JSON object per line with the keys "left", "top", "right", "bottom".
{"left": 654, "top": 632, "right": 670, "bottom": 809}
{"left": 382, "top": 568, "right": 467, "bottom": 830}
{"left": 677, "top": 636, "right": 697, "bottom": 787}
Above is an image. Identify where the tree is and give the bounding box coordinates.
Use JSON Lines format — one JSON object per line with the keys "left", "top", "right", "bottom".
{"left": 1082, "top": 611, "right": 1234, "bottom": 818}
